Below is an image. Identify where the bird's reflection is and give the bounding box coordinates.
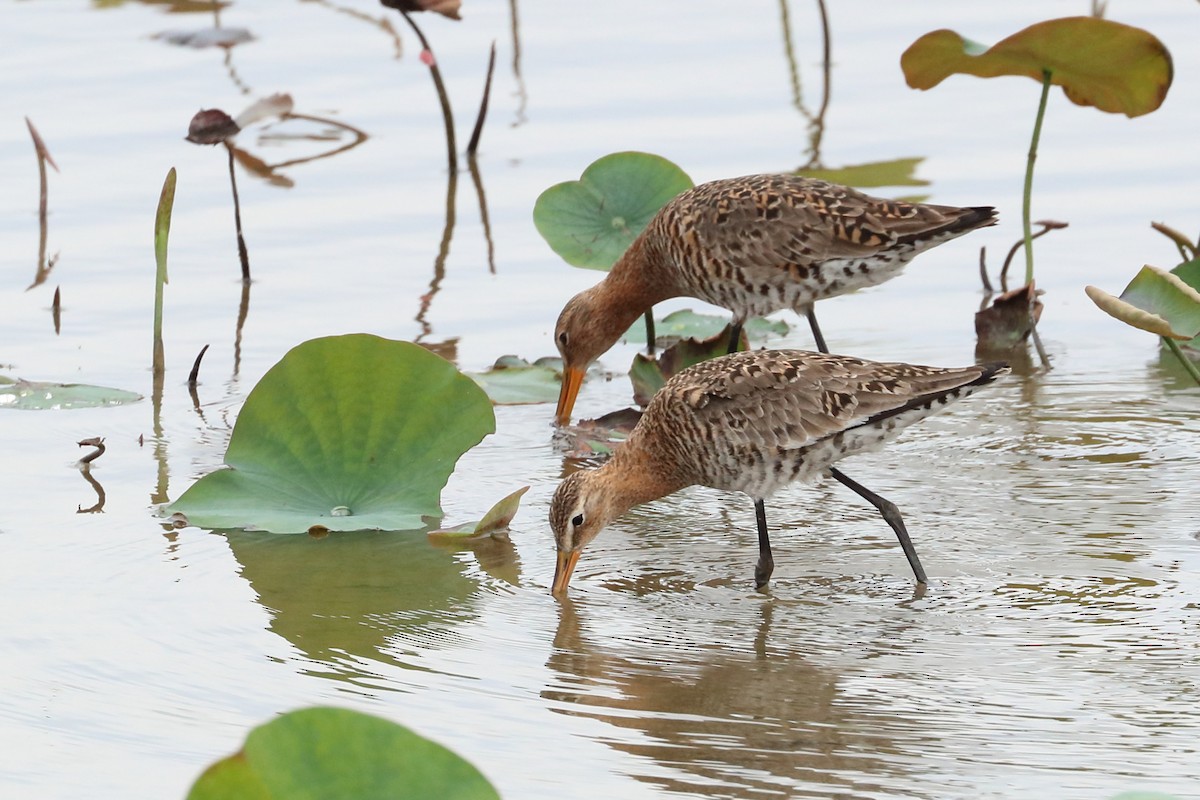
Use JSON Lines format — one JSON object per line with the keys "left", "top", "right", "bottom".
{"left": 545, "top": 596, "right": 913, "bottom": 798}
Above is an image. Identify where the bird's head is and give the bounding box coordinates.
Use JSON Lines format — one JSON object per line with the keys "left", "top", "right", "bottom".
{"left": 553, "top": 288, "right": 614, "bottom": 425}
{"left": 548, "top": 470, "right": 620, "bottom": 594}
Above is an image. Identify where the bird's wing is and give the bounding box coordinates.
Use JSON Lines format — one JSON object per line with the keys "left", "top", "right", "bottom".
{"left": 663, "top": 350, "right": 991, "bottom": 451}
{"left": 669, "top": 174, "right": 986, "bottom": 272}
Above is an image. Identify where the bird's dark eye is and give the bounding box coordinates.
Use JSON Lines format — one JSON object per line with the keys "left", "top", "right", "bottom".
{"left": 571, "top": 513, "right": 584, "bottom": 527}
{"left": 558, "top": 331, "right": 569, "bottom": 347}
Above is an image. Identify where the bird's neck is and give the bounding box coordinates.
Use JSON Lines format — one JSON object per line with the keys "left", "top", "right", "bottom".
{"left": 593, "top": 232, "right": 680, "bottom": 326}
{"left": 598, "top": 439, "right": 689, "bottom": 515}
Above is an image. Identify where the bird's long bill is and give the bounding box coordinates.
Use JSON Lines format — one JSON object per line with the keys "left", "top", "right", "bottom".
{"left": 551, "top": 549, "right": 581, "bottom": 595}
{"left": 555, "top": 366, "right": 585, "bottom": 425}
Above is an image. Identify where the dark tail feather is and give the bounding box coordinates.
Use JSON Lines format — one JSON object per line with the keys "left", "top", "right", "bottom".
{"left": 898, "top": 205, "right": 997, "bottom": 244}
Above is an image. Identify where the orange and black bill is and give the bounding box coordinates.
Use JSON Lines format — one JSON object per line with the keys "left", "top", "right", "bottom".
{"left": 551, "top": 549, "right": 581, "bottom": 595}
{"left": 555, "top": 366, "right": 585, "bottom": 425}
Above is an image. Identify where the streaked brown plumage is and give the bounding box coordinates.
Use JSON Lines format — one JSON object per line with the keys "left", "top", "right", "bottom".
{"left": 549, "top": 349, "right": 1009, "bottom": 594}
{"left": 554, "top": 174, "right": 996, "bottom": 423}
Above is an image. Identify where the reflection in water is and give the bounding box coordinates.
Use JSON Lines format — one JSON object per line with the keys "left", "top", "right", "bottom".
{"left": 223, "top": 532, "right": 485, "bottom": 684}
{"left": 415, "top": 165, "right": 458, "bottom": 342}
{"left": 508, "top": 0, "right": 528, "bottom": 128}
{"left": 51, "top": 286, "right": 61, "bottom": 335}
{"left": 546, "top": 597, "right": 910, "bottom": 798}
{"left": 150, "top": 368, "right": 170, "bottom": 508}
{"left": 244, "top": 113, "right": 370, "bottom": 181}
{"left": 232, "top": 274, "right": 250, "bottom": 379}
{"left": 778, "top": 0, "right": 830, "bottom": 170}
{"left": 75, "top": 437, "right": 107, "bottom": 514}
{"left": 307, "top": 0, "right": 405, "bottom": 59}
{"left": 469, "top": 155, "right": 497, "bottom": 274}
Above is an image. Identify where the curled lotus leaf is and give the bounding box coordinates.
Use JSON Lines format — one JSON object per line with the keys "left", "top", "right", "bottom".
{"left": 902, "top": 17, "right": 1172, "bottom": 118}
{"left": 1086, "top": 265, "right": 1200, "bottom": 340}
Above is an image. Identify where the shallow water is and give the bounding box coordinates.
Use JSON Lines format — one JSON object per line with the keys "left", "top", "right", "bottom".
{"left": 2, "top": 1, "right": 1199, "bottom": 798}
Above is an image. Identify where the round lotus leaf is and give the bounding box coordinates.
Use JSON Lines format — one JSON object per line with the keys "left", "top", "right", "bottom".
{"left": 188, "top": 707, "right": 499, "bottom": 800}
{"left": 169, "top": 334, "right": 495, "bottom": 533}
{"left": 533, "top": 151, "right": 693, "bottom": 270}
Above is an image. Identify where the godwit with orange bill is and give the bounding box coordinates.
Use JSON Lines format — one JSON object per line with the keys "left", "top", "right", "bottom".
{"left": 549, "top": 349, "right": 1008, "bottom": 593}
{"left": 553, "top": 174, "right": 996, "bottom": 423}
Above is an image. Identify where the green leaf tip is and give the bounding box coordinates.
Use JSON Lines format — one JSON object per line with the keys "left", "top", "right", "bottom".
{"left": 155, "top": 167, "right": 177, "bottom": 284}
{"left": 901, "top": 16, "right": 1172, "bottom": 117}
{"left": 533, "top": 151, "right": 693, "bottom": 270}
{"left": 429, "top": 485, "right": 530, "bottom": 539}
{"left": 168, "top": 334, "right": 496, "bottom": 533}
{"left": 187, "top": 706, "right": 500, "bottom": 800}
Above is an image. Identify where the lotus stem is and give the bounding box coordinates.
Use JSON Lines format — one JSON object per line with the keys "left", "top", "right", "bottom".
{"left": 1022, "top": 69, "right": 1052, "bottom": 286}
{"left": 225, "top": 141, "right": 251, "bottom": 282}
{"left": 399, "top": 9, "right": 457, "bottom": 174}
{"left": 1163, "top": 336, "right": 1200, "bottom": 387}
{"left": 466, "top": 41, "right": 496, "bottom": 156}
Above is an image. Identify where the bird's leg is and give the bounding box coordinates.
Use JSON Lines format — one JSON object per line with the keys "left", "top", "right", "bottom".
{"left": 754, "top": 499, "right": 774, "bottom": 589}
{"left": 828, "top": 467, "right": 928, "bottom": 584}
{"left": 806, "top": 308, "right": 830, "bottom": 354}
{"left": 726, "top": 321, "right": 744, "bottom": 355}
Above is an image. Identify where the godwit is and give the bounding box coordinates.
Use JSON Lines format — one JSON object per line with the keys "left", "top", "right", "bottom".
{"left": 553, "top": 174, "right": 996, "bottom": 423}
{"left": 549, "top": 349, "right": 1008, "bottom": 593}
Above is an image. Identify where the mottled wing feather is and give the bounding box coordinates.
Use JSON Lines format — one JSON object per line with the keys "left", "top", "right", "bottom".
{"left": 654, "top": 350, "right": 988, "bottom": 451}
{"left": 661, "top": 175, "right": 967, "bottom": 274}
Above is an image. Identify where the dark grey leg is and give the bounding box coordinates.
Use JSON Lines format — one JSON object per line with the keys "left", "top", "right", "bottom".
{"left": 754, "top": 499, "right": 774, "bottom": 588}
{"left": 829, "top": 467, "right": 928, "bottom": 584}
{"left": 726, "top": 321, "right": 744, "bottom": 355}
{"left": 806, "top": 308, "right": 830, "bottom": 354}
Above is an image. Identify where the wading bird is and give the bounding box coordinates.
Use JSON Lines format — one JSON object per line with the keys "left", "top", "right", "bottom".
{"left": 553, "top": 174, "right": 996, "bottom": 424}
{"left": 549, "top": 349, "right": 1008, "bottom": 593}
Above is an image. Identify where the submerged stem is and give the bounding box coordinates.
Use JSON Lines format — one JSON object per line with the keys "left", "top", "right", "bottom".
{"left": 1022, "top": 70, "right": 1052, "bottom": 287}
{"left": 1163, "top": 336, "right": 1200, "bottom": 387}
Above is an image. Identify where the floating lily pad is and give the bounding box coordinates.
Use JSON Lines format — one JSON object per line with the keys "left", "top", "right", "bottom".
{"left": 0, "top": 377, "right": 142, "bottom": 410}
{"left": 901, "top": 17, "right": 1172, "bottom": 118}
{"left": 796, "top": 157, "right": 929, "bottom": 189}
{"left": 533, "top": 152, "right": 694, "bottom": 270}
{"left": 429, "top": 485, "right": 529, "bottom": 539}
{"left": 188, "top": 707, "right": 499, "bottom": 800}
{"left": 168, "top": 335, "right": 495, "bottom": 533}
{"left": 630, "top": 327, "right": 743, "bottom": 407}
{"left": 1086, "top": 265, "right": 1200, "bottom": 340}
{"left": 621, "top": 309, "right": 789, "bottom": 345}
{"left": 467, "top": 355, "right": 562, "bottom": 405}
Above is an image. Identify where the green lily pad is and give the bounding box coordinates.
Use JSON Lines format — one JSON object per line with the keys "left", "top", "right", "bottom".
{"left": 168, "top": 334, "right": 495, "bottom": 533}
{"left": 796, "top": 157, "right": 930, "bottom": 189}
{"left": 1172, "top": 258, "right": 1200, "bottom": 292}
{"left": 1085, "top": 265, "right": 1200, "bottom": 340}
{"left": 533, "top": 151, "right": 694, "bottom": 270}
{"left": 467, "top": 355, "right": 563, "bottom": 405}
{"left": 621, "top": 309, "right": 789, "bottom": 345}
{"left": 0, "top": 376, "right": 142, "bottom": 410}
{"left": 901, "top": 17, "right": 1173, "bottom": 118}
{"left": 188, "top": 707, "right": 500, "bottom": 800}
{"left": 429, "top": 485, "right": 529, "bottom": 539}
{"left": 630, "top": 326, "right": 743, "bottom": 407}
